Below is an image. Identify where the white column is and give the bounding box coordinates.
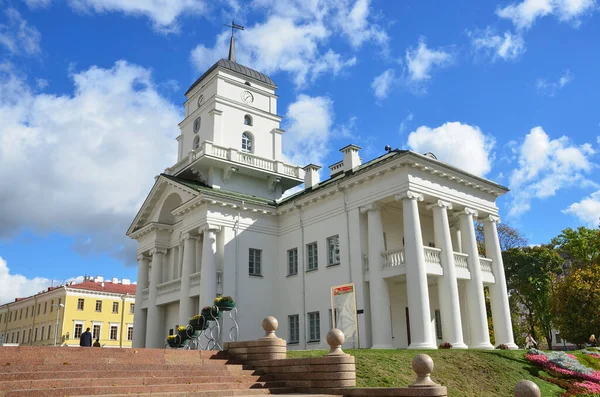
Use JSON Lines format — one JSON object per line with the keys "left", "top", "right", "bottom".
{"left": 397, "top": 191, "right": 436, "bottom": 350}
{"left": 458, "top": 208, "right": 494, "bottom": 349}
{"left": 483, "top": 215, "right": 518, "bottom": 349}
{"left": 451, "top": 226, "right": 462, "bottom": 253}
{"left": 178, "top": 233, "right": 197, "bottom": 325}
{"left": 145, "top": 248, "right": 166, "bottom": 348}
{"left": 132, "top": 254, "right": 149, "bottom": 348}
{"left": 200, "top": 226, "right": 220, "bottom": 310}
{"left": 427, "top": 200, "right": 467, "bottom": 349}
{"left": 177, "top": 241, "right": 184, "bottom": 278}
{"left": 360, "top": 204, "right": 393, "bottom": 349}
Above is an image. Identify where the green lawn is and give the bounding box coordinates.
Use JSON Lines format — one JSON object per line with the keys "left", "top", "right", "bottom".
{"left": 287, "top": 349, "right": 564, "bottom": 397}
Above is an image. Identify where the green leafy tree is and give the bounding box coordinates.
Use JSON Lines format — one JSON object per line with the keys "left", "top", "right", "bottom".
{"left": 502, "top": 246, "right": 564, "bottom": 349}
{"left": 550, "top": 226, "right": 600, "bottom": 268}
{"left": 552, "top": 266, "right": 600, "bottom": 345}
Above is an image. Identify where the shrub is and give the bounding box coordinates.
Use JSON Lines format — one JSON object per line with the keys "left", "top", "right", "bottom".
{"left": 496, "top": 344, "right": 510, "bottom": 350}
{"left": 439, "top": 342, "right": 452, "bottom": 349}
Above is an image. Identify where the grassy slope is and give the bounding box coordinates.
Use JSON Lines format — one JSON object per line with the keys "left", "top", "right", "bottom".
{"left": 287, "top": 349, "right": 564, "bottom": 397}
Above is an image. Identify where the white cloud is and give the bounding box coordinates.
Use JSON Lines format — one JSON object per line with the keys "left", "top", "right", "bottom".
{"left": 564, "top": 190, "right": 600, "bottom": 227}
{"left": 496, "top": 0, "right": 597, "bottom": 30}
{"left": 282, "top": 94, "right": 334, "bottom": 166}
{"left": 407, "top": 122, "right": 496, "bottom": 177}
{"left": 23, "top": 0, "right": 52, "bottom": 8}
{"left": 405, "top": 38, "right": 452, "bottom": 83}
{"left": 0, "top": 61, "right": 180, "bottom": 262}
{"left": 508, "top": 126, "right": 597, "bottom": 217}
{"left": 35, "top": 78, "right": 48, "bottom": 89}
{"left": 469, "top": 28, "right": 525, "bottom": 61}
{"left": 311, "top": 49, "right": 357, "bottom": 83}
{"left": 398, "top": 112, "right": 414, "bottom": 134}
{"left": 371, "top": 69, "right": 396, "bottom": 100}
{"left": 0, "top": 257, "right": 84, "bottom": 305}
{"left": 335, "top": 0, "right": 389, "bottom": 50}
{"left": 536, "top": 70, "right": 573, "bottom": 96}
{"left": 0, "top": 8, "right": 41, "bottom": 56}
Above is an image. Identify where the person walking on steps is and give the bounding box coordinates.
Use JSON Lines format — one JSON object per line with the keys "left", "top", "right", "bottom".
{"left": 80, "top": 328, "right": 92, "bottom": 347}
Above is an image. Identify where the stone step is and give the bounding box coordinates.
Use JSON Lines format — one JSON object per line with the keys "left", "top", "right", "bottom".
{"left": 70, "top": 389, "right": 297, "bottom": 397}
{"left": 0, "top": 374, "right": 278, "bottom": 391}
{"left": 0, "top": 362, "right": 253, "bottom": 373}
{"left": 3, "top": 381, "right": 289, "bottom": 397}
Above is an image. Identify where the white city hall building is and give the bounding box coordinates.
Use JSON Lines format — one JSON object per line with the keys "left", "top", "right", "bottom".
{"left": 127, "top": 40, "right": 517, "bottom": 351}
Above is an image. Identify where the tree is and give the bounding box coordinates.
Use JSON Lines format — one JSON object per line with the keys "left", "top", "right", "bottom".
{"left": 552, "top": 265, "right": 600, "bottom": 345}
{"left": 550, "top": 226, "right": 600, "bottom": 268}
{"left": 475, "top": 222, "right": 527, "bottom": 256}
{"left": 502, "top": 246, "right": 564, "bottom": 349}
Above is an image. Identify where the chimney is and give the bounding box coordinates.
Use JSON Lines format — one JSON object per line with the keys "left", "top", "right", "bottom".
{"left": 302, "top": 164, "right": 322, "bottom": 189}
{"left": 95, "top": 276, "right": 104, "bottom": 283}
{"left": 122, "top": 279, "right": 131, "bottom": 285}
{"left": 112, "top": 277, "right": 119, "bottom": 284}
{"left": 340, "top": 144, "right": 361, "bottom": 172}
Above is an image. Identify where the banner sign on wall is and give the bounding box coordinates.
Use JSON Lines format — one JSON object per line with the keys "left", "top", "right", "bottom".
{"left": 331, "top": 283, "right": 358, "bottom": 344}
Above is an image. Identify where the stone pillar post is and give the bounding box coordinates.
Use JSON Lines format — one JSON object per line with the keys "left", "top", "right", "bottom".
{"left": 427, "top": 200, "right": 467, "bottom": 349}
{"left": 458, "top": 208, "right": 493, "bottom": 349}
{"left": 360, "top": 204, "right": 393, "bottom": 349}
{"left": 178, "top": 233, "right": 197, "bottom": 325}
{"left": 132, "top": 254, "right": 149, "bottom": 348}
{"left": 483, "top": 215, "right": 518, "bottom": 349}
{"left": 145, "top": 248, "right": 166, "bottom": 348}
{"left": 397, "top": 191, "right": 436, "bottom": 350}
{"left": 200, "top": 226, "right": 220, "bottom": 310}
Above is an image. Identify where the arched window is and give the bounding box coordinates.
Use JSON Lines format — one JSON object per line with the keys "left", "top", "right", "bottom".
{"left": 193, "top": 117, "right": 201, "bottom": 133}
{"left": 242, "top": 132, "right": 253, "bottom": 153}
{"left": 193, "top": 136, "right": 200, "bottom": 150}
{"left": 244, "top": 114, "right": 253, "bottom": 126}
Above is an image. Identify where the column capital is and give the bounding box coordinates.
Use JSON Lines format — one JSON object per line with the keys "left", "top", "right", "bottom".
{"left": 149, "top": 248, "right": 167, "bottom": 256}
{"left": 395, "top": 191, "right": 424, "bottom": 202}
{"left": 136, "top": 254, "right": 150, "bottom": 262}
{"left": 202, "top": 224, "right": 221, "bottom": 233}
{"left": 181, "top": 232, "right": 197, "bottom": 242}
{"left": 425, "top": 199, "right": 453, "bottom": 210}
{"left": 455, "top": 207, "right": 478, "bottom": 218}
{"left": 482, "top": 214, "right": 501, "bottom": 224}
{"left": 360, "top": 203, "right": 382, "bottom": 213}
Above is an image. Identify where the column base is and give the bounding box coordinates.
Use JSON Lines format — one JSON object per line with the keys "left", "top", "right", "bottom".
{"left": 497, "top": 342, "right": 519, "bottom": 350}
{"left": 408, "top": 342, "right": 438, "bottom": 350}
{"left": 449, "top": 342, "right": 468, "bottom": 349}
{"left": 469, "top": 342, "right": 495, "bottom": 350}
{"left": 371, "top": 344, "right": 394, "bottom": 349}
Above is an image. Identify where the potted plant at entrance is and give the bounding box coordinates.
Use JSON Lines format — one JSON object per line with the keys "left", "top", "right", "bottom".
{"left": 177, "top": 325, "right": 191, "bottom": 341}
{"left": 214, "top": 296, "right": 236, "bottom": 311}
{"left": 166, "top": 335, "right": 180, "bottom": 348}
{"left": 189, "top": 314, "right": 208, "bottom": 331}
{"left": 201, "top": 305, "right": 222, "bottom": 319}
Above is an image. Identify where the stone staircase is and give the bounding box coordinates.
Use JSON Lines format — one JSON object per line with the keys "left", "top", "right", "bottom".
{"left": 0, "top": 346, "right": 301, "bottom": 396}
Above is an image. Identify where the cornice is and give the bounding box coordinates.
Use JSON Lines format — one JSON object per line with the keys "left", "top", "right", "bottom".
{"left": 129, "top": 222, "right": 174, "bottom": 240}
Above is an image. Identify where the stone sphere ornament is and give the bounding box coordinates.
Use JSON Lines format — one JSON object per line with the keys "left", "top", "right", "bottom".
{"left": 514, "top": 380, "right": 541, "bottom": 397}
{"left": 326, "top": 329, "right": 346, "bottom": 356}
{"left": 409, "top": 354, "right": 439, "bottom": 387}
{"left": 262, "top": 316, "right": 278, "bottom": 338}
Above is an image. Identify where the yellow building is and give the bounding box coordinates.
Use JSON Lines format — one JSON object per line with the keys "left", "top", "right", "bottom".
{"left": 0, "top": 276, "right": 136, "bottom": 348}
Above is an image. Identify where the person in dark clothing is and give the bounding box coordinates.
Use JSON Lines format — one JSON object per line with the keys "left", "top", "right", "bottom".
{"left": 93, "top": 338, "right": 101, "bottom": 347}
{"left": 80, "top": 328, "right": 92, "bottom": 347}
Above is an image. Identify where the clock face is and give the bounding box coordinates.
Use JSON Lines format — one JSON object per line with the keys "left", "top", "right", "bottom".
{"left": 197, "top": 95, "right": 204, "bottom": 107}
{"left": 241, "top": 90, "right": 254, "bottom": 104}
{"left": 193, "top": 117, "right": 201, "bottom": 133}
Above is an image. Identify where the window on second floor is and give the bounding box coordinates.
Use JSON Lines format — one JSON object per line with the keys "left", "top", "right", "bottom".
{"left": 287, "top": 248, "right": 298, "bottom": 276}
{"left": 327, "top": 235, "right": 340, "bottom": 266}
{"left": 241, "top": 132, "right": 253, "bottom": 153}
{"left": 112, "top": 302, "right": 119, "bottom": 314}
{"left": 307, "top": 242, "right": 318, "bottom": 271}
{"left": 77, "top": 299, "right": 84, "bottom": 311}
{"left": 244, "top": 114, "right": 253, "bottom": 126}
{"left": 249, "top": 248, "right": 262, "bottom": 276}
{"left": 95, "top": 300, "right": 102, "bottom": 312}
{"left": 130, "top": 303, "right": 135, "bottom": 314}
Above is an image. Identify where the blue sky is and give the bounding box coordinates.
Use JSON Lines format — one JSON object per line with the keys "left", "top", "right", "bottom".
{"left": 1, "top": 0, "right": 599, "bottom": 304}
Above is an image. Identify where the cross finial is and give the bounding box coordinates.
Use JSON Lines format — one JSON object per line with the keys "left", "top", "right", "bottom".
{"left": 224, "top": 19, "right": 244, "bottom": 63}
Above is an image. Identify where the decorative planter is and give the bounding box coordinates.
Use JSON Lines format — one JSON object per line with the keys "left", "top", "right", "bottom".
{"left": 189, "top": 316, "right": 208, "bottom": 331}
{"left": 167, "top": 336, "right": 181, "bottom": 348}
{"left": 201, "top": 307, "right": 222, "bottom": 319}
{"left": 216, "top": 301, "right": 236, "bottom": 311}
{"left": 178, "top": 328, "right": 191, "bottom": 341}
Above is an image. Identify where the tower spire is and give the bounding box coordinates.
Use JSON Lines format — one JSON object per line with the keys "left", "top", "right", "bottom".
{"left": 224, "top": 19, "right": 244, "bottom": 63}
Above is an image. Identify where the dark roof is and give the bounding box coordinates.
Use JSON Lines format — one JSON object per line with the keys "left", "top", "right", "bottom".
{"left": 162, "top": 174, "right": 277, "bottom": 207}
{"left": 185, "top": 59, "right": 276, "bottom": 95}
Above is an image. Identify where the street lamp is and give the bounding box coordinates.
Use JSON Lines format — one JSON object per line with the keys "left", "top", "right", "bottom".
{"left": 52, "top": 303, "right": 64, "bottom": 346}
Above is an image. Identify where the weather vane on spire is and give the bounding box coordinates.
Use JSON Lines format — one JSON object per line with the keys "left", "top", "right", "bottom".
{"left": 224, "top": 19, "right": 244, "bottom": 63}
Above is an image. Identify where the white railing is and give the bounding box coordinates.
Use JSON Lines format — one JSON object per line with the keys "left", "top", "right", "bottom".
{"left": 282, "top": 163, "right": 299, "bottom": 177}
{"left": 238, "top": 152, "right": 275, "bottom": 171}
{"left": 382, "top": 249, "right": 405, "bottom": 268}
{"left": 362, "top": 255, "right": 369, "bottom": 274}
{"left": 156, "top": 279, "right": 181, "bottom": 296}
{"left": 424, "top": 247, "right": 442, "bottom": 267}
{"left": 211, "top": 145, "right": 228, "bottom": 158}
{"left": 190, "top": 271, "right": 202, "bottom": 287}
{"left": 454, "top": 252, "right": 469, "bottom": 270}
{"left": 480, "top": 257, "right": 493, "bottom": 274}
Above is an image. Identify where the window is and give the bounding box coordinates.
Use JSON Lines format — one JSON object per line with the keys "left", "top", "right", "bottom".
{"left": 34, "top": 328, "right": 38, "bottom": 342}
{"left": 244, "top": 114, "right": 253, "bottom": 126}
{"left": 249, "top": 248, "right": 262, "bottom": 276}
{"left": 48, "top": 325, "right": 51, "bottom": 340}
{"left": 95, "top": 300, "right": 102, "bottom": 312}
{"left": 8, "top": 312, "right": 12, "bottom": 322}
{"left": 50, "top": 300, "right": 54, "bottom": 312}
{"left": 130, "top": 303, "right": 135, "bottom": 314}
{"left": 307, "top": 242, "right": 318, "bottom": 271}
{"left": 74, "top": 323, "right": 83, "bottom": 338}
{"left": 37, "top": 304, "right": 40, "bottom": 315}
{"left": 58, "top": 298, "right": 61, "bottom": 306}
{"left": 193, "top": 117, "right": 201, "bottom": 133}
{"left": 16, "top": 331, "right": 20, "bottom": 344}
{"left": 110, "top": 325, "right": 118, "bottom": 340}
{"left": 127, "top": 326, "right": 134, "bottom": 341}
{"left": 77, "top": 299, "right": 84, "bottom": 310}
{"left": 112, "top": 302, "right": 119, "bottom": 314}
{"left": 434, "top": 310, "right": 442, "bottom": 340}
{"left": 308, "top": 311, "right": 320, "bottom": 342}
{"left": 44, "top": 302, "right": 47, "bottom": 313}
{"left": 19, "top": 309, "right": 22, "bottom": 320}
{"left": 327, "top": 235, "right": 340, "bottom": 266}
{"left": 40, "top": 326, "right": 44, "bottom": 341}
{"left": 93, "top": 325, "right": 101, "bottom": 340}
{"left": 287, "top": 248, "right": 298, "bottom": 276}
{"left": 241, "top": 132, "right": 253, "bottom": 153}
{"left": 28, "top": 329, "right": 31, "bottom": 343}
{"left": 193, "top": 135, "right": 200, "bottom": 150}
{"left": 288, "top": 315, "right": 299, "bottom": 344}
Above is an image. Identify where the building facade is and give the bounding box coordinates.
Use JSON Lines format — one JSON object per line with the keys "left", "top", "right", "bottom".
{"left": 128, "top": 40, "right": 517, "bottom": 350}
{"left": 0, "top": 277, "right": 135, "bottom": 347}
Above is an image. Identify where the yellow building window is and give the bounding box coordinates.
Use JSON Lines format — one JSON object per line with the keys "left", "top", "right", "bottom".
{"left": 110, "top": 326, "right": 118, "bottom": 340}
{"left": 95, "top": 300, "right": 102, "bottom": 312}
{"left": 93, "top": 325, "right": 101, "bottom": 340}
{"left": 74, "top": 324, "right": 83, "bottom": 338}
{"left": 129, "top": 303, "right": 135, "bottom": 314}
{"left": 77, "top": 299, "right": 84, "bottom": 310}
{"left": 112, "top": 302, "right": 119, "bottom": 314}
